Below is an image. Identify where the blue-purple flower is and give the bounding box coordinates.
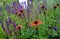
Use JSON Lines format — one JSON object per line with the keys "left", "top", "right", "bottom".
{"left": 6, "top": 20, "right": 12, "bottom": 34}
{"left": 12, "top": 2, "right": 16, "bottom": 7}
{"left": 11, "top": 9, "right": 16, "bottom": 13}
{"left": 5, "top": 4, "right": 10, "bottom": 10}
{"left": 1, "top": 21, "right": 5, "bottom": 31}
{"left": 6, "top": 20, "right": 10, "bottom": 30}
{"left": 53, "top": 26, "right": 57, "bottom": 31}
{"left": 18, "top": 3, "right": 23, "bottom": 10}
{"left": 30, "top": 0, "right": 33, "bottom": 2}
{"left": 8, "top": 16, "right": 12, "bottom": 23}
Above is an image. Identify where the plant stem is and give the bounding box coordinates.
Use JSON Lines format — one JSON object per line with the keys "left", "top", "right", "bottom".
{"left": 36, "top": 25, "right": 39, "bottom": 39}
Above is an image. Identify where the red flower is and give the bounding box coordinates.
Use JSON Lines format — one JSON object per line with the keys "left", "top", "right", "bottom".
{"left": 30, "top": 20, "right": 43, "bottom": 26}
{"left": 16, "top": 25, "right": 22, "bottom": 30}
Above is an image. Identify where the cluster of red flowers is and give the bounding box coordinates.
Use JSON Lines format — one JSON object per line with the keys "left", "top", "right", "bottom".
{"left": 16, "top": 20, "right": 43, "bottom": 30}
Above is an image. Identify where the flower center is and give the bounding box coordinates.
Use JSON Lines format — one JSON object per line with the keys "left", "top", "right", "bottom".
{"left": 34, "top": 21, "right": 38, "bottom": 24}
{"left": 41, "top": 5, "right": 45, "bottom": 9}
{"left": 20, "top": 10, "right": 23, "bottom": 13}
{"left": 18, "top": 26, "right": 21, "bottom": 29}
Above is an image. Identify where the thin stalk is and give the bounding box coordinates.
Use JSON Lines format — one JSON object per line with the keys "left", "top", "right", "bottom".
{"left": 27, "top": 0, "right": 31, "bottom": 32}
{"left": 17, "top": 29, "right": 22, "bottom": 39}
{"left": 36, "top": 25, "right": 39, "bottom": 39}
{"left": 13, "top": 30, "right": 17, "bottom": 39}
{"left": 44, "top": 11, "right": 47, "bottom": 26}
{"left": 54, "top": 9, "right": 57, "bottom": 26}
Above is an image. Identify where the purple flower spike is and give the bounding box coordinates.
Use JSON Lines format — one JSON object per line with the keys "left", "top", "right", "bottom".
{"left": 18, "top": 2, "right": 21, "bottom": 7}
{"left": 18, "top": 3, "right": 23, "bottom": 10}
{"left": 30, "top": 0, "right": 33, "bottom": 2}
{"left": 8, "top": 16, "right": 12, "bottom": 23}
{"left": 12, "top": 2, "right": 16, "bottom": 7}
{"left": 6, "top": 21, "right": 10, "bottom": 30}
{"left": 1, "top": 21, "right": 6, "bottom": 31}
{"left": 6, "top": 20, "right": 11, "bottom": 34}
{"left": 11, "top": 9, "right": 16, "bottom": 13}
{"left": 5, "top": 4, "right": 10, "bottom": 10}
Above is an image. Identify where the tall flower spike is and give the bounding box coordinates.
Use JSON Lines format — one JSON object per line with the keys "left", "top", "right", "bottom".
{"left": 5, "top": 4, "right": 11, "bottom": 14}
{"left": 11, "top": 9, "right": 16, "bottom": 14}
{"left": 2, "top": 21, "right": 11, "bottom": 34}
{"left": 30, "top": 0, "right": 33, "bottom": 2}
{"left": 18, "top": 3, "right": 23, "bottom": 10}
{"left": 6, "top": 20, "right": 10, "bottom": 31}
{"left": 5, "top": 4, "right": 10, "bottom": 10}
{"left": 1, "top": 21, "right": 6, "bottom": 31}
{"left": 8, "top": 16, "right": 11, "bottom": 24}
{"left": 12, "top": 2, "right": 16, "bottom": 7}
